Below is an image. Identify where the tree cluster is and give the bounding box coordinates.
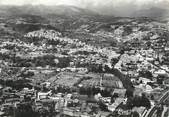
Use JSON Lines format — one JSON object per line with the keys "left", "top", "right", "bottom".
{"left": 126, "top": 94, "right": 151, "bottom": 109}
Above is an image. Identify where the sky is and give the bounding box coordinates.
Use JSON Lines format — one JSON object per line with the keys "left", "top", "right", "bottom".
{"left": 0, "top": 0, "right": 168, "bottom": 6}
{"left": 0, "top": 0, "right": 169, "bottom": 16}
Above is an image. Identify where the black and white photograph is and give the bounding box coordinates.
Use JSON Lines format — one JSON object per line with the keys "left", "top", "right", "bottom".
{"left": 0, "top": 0, "right": 169, "bottom": 117}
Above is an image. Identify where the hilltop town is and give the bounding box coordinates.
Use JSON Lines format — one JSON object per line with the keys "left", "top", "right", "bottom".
{"left": 0, "top": 5, "right": 169, "bottom": 117}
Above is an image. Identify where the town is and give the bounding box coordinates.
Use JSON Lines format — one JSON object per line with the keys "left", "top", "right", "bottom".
{"left": 0, "top": 2, "right": 169, "bottom": 117}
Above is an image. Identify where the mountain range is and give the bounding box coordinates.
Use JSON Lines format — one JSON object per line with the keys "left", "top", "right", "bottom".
{"left": 0, "top": 4, "right": 168, "bottom": 18}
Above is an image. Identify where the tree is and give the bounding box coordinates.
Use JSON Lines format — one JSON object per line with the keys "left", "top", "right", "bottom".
{"left": 16, "top": 103, "right": 37, "bottom": 117}
{"left": 157, "top": 77, "right": 164, "bottom": 85}
{"left": 112, "top": 93, "right": 119, "bottom": 98}
{"left": 98, "top": 101, "right": 109, "bottom": 111}
{"left": 57, "top": 57, "right": 70, "bottom": 68}
{"left": 139, "top": 70, "right": 153, "bottom": 80}
{"left": 104, "top": 65, "right": 111, "bottom": 73}
{"left": 141, "top": 93, "right": 151, "bottom": 109}
{"left": 131, "top": 111, "right": 140, "bottom": 117}
{"left": 126, "top": 94, "right": 151, "bottom": 109}
{"left": 122, "top": 26, "right": 132, "bottom": 36}
{"left": 20, "top": 71, "right": 34, "bottom": 78}
{"left": 125, "top": 89, "right": 133, "bottom": 98}
{"left": 111, "top": 96, "right": 115, "bottom": 103}
{"left": 126, "top": 97, "right": 133, "bottom": 109}
{"left": 111, "top": 58, "right": 119, "bottom": 68}
{"left": 86, "top": 87, "right": 92, "bottom": 97}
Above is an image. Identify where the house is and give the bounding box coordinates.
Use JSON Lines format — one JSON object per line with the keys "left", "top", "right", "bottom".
{"left": 154, "top": 70, "right": 167, "bottom": 76}
{"left": 62, "top": 108, "right": 80, "bottom": 117}
{"left": 112, "top": 89, "right": 126, "bottom": 98}
{"left": 108, "top": 98, "right": 124, "bottom": 112}
{"left": 5, "top": 98, "right": 20, "bottom": 105}
{"left": 139, "top": 77, "right": 152, "bottom": 84}
{"left": 0, "top": 112, "right": 5, "bottom": 116}
{"left": 134, "top": 84, "right": 153, "bottom": 96}
{"left": 41, "top": 82, "right": 51, "bottom": 88}
{"left": 0, "top": 85, "right": 3, "bottom": 90}
{"left": 133, "top": 106, "right": 146, "bottom": 114}
{"left": 101, "top": 74, "right": 124, "bottom": 89}
{"left": 1, "top": 103, "right": 13, "bottom": 112}
{"left": 37, "top": 90, "right": 52, "bottom": 100}
{"left": 81, "top": 113, "right": 91, "bottom": 117}
{"left": 2, "top": 87, "right": 12, "bottom": 93}
{"left": 164, "top": 79, "right": 169, "bottom": 87}
{"left": 97, "top": 111, "right": 113, "bottom": 117}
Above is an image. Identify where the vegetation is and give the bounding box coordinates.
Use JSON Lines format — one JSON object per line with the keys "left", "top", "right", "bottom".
{"left": 126, "top": 93, "right": 151, "bottom": 109}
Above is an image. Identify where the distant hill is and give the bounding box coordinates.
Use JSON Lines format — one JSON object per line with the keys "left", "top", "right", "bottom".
{"left": 0, "top": 5, "right": 98, "bottom": 17}
{"left": 0, "top": 4, "right": 169, "bottom": 19}
{"left": 132, "top": 7, "right": 169, "bottom": 18}
{"left": 0, "top": 5, "right": 168, "bottom": 19}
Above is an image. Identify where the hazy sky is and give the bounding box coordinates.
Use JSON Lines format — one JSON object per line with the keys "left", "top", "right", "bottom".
{"left": 0, "top": 0, "right": 169, "bottom": 16}
{"left": 0, "top": 0, "right": 168, "bottom": 6}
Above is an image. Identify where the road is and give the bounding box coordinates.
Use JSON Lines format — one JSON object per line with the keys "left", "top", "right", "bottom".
{"left": 161, "top": 106, "right": 168, "bottom": 117}
{"left": 142, "top": 90, "right": 169, "bottom": 117}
